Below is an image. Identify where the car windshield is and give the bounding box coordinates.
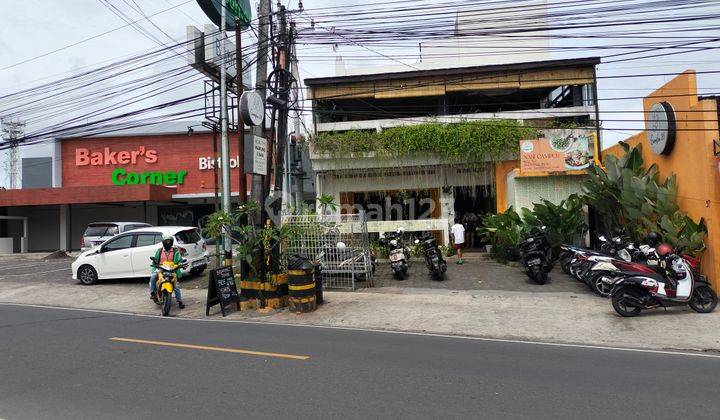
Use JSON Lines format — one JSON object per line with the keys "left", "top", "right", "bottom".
{"left": 175, "top": 229, "right": 201, "bottom": 244}
{"left": 84, "top": 224, "right": 115, "bottom": 237}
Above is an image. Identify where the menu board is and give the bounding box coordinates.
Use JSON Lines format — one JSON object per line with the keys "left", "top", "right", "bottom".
{"left": 206, "top": 266, "right": 240, "bottom": 316}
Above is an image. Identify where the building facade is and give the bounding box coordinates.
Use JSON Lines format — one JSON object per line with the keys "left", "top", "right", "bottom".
{"left": 305, "top": 58, "right": 602, "bottom": 244}
{"left": 0, "top": 123, "right": 259, "bottom": 252}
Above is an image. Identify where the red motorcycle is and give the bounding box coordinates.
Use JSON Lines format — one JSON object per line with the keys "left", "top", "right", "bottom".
{"left": 610, "top": 246, "right": 717, "bottom": 317}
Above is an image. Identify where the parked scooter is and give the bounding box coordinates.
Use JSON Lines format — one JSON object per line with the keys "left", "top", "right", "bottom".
{"left": 519, "top": 227, "right": 553, "bottom": 285}
{"left": 610, "top": 245, "right": 718, "bottom": 317}
{"left": 416, "top": 232, "right": 447, "bottom": 280}
{"left": 381, "top": 228, "right": 410, "bottom": 280}
{"left": 150, "top": 257, "right": 188, "bottom": 316}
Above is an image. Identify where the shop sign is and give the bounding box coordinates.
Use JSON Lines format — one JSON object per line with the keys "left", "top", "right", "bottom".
{"left": 196, "top": 0, "right": 252, "bottom": 31}
{"left": 112, "top": 168, "right": 188, "bottom": 186}
{"left": 647, "top": 101, "right": 676, "bottom": 155}
{"left": 520, "top": 129, "right": 594, "bottom": 174}
{"left": 76, "top": 146, "right": 158, "bottom": 166}
{"left": 197, "top": 135, "right": 267, "bottom": 175}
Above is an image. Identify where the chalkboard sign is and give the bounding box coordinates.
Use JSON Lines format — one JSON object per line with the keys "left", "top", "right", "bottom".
{"left": 206, "top": 266, "right": 240, "bottom": 316}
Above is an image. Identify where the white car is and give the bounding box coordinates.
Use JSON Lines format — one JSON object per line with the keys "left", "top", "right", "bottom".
{"left": 72, "top": 226, "right": 209, "bottom": 285}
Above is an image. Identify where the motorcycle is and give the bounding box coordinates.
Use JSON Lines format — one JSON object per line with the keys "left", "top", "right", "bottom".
{"left": 150, "top": 257, "right": 188, "bottom": 316}
{"left": 416, "top": 232, "right": 447, "bottom": 280}
{"left": 519, "top": 227, "right": 553, "bottom": 285}
{"left": 610, "top": 249, "right": 718, "bottom": 317}
{"left": 381, "top": 229, "right": 410, "bottom": 280}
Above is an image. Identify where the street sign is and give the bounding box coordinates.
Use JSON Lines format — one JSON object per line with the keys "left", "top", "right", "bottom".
{"left": 196, "top": 0, "right": 252, "bottom": 31}
{"left": 244, "top": 135, "right": 267, "bottom": 175}
{"left": 240, "top": 91, "right": 265, "bottom": 126}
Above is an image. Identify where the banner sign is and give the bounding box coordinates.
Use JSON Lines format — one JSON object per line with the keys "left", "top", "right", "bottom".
{"left": 520, "top": 129, "right": 595, "bottom": 174}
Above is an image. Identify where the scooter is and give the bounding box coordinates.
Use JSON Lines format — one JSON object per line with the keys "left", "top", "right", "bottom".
{"left": 150, "top": 257, "right": 188, "bottom": 317}
{"left": 519, "top": 227, "right": 553, "bottom": 285}
{"left": 416, "top": 232, "right": 447, "bottom": 280}
{"left": 382, "top": 229, "right": 410, "bottom": 280}
{"left": 610, "top": 251, "right": 718, "bottom": 317}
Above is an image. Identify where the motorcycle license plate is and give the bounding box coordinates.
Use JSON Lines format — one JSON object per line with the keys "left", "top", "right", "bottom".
{"left": 389, "top": 254, "right": 403, "bottom": 262}
{"left": 192, "top": 259, "right": 205, "bottom": 267}
{"left": 528, "top": 258, "right": 542, "bottom": 265}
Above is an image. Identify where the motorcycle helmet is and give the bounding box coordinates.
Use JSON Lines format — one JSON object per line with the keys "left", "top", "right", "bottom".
{"left": 656, "top": 243, "right": 674, "bottom": 257}
{"left": 161, "top": 234, "right": 174, "bottom": 251}
{"left": 646, "top": 231, "right": 662, "bottom": 247}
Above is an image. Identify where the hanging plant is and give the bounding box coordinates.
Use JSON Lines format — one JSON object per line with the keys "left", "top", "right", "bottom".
{"left": 313, "top": 120, "right": 535, "bottom": 163}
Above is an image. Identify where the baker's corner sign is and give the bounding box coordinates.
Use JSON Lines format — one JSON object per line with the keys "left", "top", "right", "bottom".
{"left": 74, "top": 146, "right": 187, "bottom": 187}
{"left": 196, "top": 0, "right": 252, "bottom": 31}
{"left": 75, "top": 146, "right": 157, "bottom": 166}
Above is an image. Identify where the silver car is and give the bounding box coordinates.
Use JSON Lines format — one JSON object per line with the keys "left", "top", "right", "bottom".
{"left": 81, "top": 222, "right": 152, "bottom": 251}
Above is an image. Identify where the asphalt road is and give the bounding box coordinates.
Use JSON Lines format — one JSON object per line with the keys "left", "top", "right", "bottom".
{"left": 1, "top": 304, "right": 719, "bottom": 420}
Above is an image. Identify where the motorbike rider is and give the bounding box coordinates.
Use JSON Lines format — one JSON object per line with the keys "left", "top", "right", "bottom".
{"left": 149, "top": 234, "right": 185, "bottom": 309}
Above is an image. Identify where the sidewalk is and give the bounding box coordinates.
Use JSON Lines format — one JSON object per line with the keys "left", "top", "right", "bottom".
{"left": 1, "top": 278, "right": 718, "bottom": 352}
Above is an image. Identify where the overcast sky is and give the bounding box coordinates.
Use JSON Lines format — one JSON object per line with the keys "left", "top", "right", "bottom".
{"left": 1, "top": 0, "right": 719, "bottom": 187}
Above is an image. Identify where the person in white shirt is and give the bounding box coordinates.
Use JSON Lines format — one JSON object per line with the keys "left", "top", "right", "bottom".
{"left": 450, "top": 217, "right": 466, "bottom": 264}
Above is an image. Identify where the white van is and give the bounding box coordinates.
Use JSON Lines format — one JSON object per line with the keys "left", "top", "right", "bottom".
{"left": 72, "top": 226, "right": 209, "bottom": 285}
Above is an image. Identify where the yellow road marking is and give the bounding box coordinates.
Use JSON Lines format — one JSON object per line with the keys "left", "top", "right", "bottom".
{"left": 109, "top": 337, "right": 309, "bottom": 361}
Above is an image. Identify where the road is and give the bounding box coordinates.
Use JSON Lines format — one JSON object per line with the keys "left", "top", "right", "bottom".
{"left": 1, "top": 304, "right": 719, "bottom": 419}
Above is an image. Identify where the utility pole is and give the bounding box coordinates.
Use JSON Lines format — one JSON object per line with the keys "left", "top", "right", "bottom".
{"left": 236, "top": 18, "right": 246, "bottom": 206}
{"left": 271, "top": 3, "right": 293, "bottom": 217}
{"left": 1, "top": 119, "right": 25, "bottom": 189}
{"left": 219, "top": 0, "right": 233, "bottom": 266}
{"left": 251, "top": 0, "right": 272, "bottom": 225}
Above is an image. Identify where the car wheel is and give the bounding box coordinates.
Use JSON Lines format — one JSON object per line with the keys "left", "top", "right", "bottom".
{"left": 78, "top": 265, "right": 98, "bottom": 285}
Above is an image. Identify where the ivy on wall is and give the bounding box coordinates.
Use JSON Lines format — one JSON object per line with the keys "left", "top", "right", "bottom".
{"left": 313, "top": 120, "right": 536, "bottom": 163}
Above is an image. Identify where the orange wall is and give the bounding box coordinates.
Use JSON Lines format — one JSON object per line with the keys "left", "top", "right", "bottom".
{"left": 604, "top": 71, "right": 720, "bottom": 290}
{"left": 494, "top": 160, "right": 519, "bottom": 212}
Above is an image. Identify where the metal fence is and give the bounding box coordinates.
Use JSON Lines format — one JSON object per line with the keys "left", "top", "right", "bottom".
{"left": 281, "top": 212, "right": 374, "bottom": 290}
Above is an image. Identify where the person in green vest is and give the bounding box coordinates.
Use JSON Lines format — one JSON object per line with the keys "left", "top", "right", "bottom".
{"left": 149, "top": 234, "right": 185, "bottom": 309}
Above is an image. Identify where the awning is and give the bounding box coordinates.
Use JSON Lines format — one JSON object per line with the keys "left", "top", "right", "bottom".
{"left": 0, "top": 184, "right": 175, "bottom": 207}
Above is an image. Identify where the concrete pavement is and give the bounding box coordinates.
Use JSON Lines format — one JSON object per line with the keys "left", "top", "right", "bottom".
{"left": 2, "top": 254, "right": 720, "bottom": 353}
{"left": 1, "top": 304, "right": 719, "bottom": 420}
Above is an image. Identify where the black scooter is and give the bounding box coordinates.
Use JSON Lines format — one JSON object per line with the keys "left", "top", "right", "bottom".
{"left": 416, "top": 232, "right": 447, "bottom": 280}
{"left": 519, "top": 227, "right": 553, "bottom": 285}
{"left": 381, "top": 230, "right": 410, "bottom": 280}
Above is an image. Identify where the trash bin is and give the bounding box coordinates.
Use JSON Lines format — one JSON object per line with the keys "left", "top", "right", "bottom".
{"left": 287, "top": 255, "right": 317, "bottom": 313}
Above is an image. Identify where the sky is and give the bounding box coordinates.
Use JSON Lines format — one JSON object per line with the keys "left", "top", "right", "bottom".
{"left": 1, "top": 0, "right": 720, "bottom": 187}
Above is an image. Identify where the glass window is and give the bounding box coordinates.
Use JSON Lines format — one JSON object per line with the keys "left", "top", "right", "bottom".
{"left": 106, "top": 225, "right": 120, "bottom": 236}
{"left": 84, "top": 224, "right": 114, "bottom": 236}
{"left": 175, "top": 229, "right": 201, "bottom": 244}
{"left": 103, "top": 235, "right": 133, "bottom": 251}
{"left": 135, "top": 234, "right": 161, "bottom": 247}
{"left": 124, "top": 224, "right": 151, "bottom": 232}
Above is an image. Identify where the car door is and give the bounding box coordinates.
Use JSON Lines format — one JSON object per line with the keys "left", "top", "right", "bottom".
{"left": 97, "top": 234, "right": 135, "bottom": 278}
{"left": 130, "top": 233, "right": 162, "bottom": 277}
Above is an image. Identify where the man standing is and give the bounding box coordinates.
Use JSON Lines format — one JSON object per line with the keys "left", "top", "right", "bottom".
{"left": 451, "top": 217, "right": 465, "bottom": 264}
